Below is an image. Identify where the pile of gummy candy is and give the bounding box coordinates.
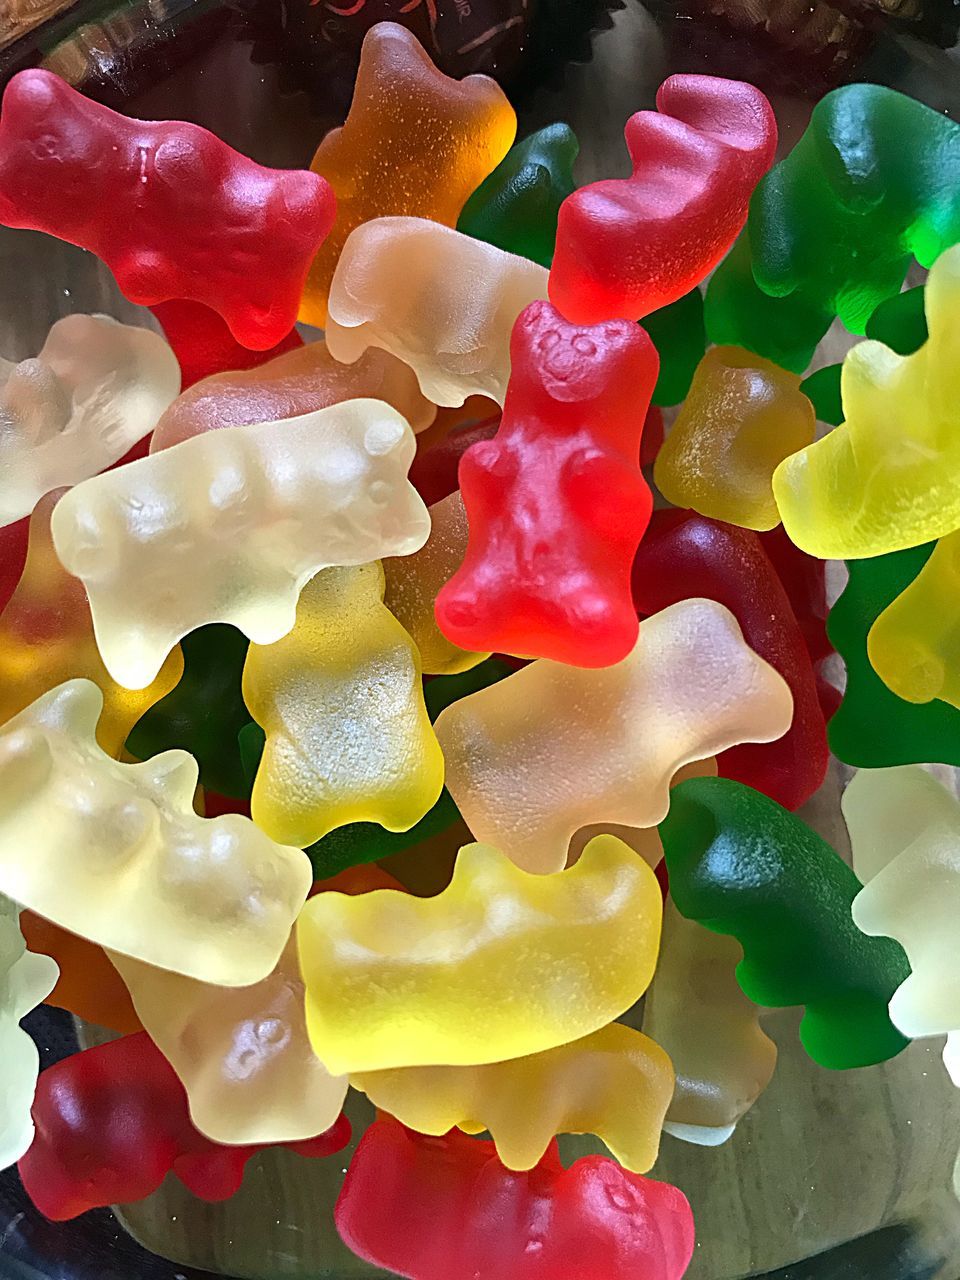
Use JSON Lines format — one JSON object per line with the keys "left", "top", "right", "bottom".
{"left": 0, "top": 17, "right": 958, "bottom": 1277}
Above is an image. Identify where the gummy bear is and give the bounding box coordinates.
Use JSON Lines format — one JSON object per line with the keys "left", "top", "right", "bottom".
{"left": 408, "top": 405, "right": 501, "bottom": 506}
{"left": 435, "top": 598, "right": 793, "bottom": 874}
{"left": 772, "top": 246, "right": 960, "bottom": 558}
{"left": 149, "top": 300, "right": 303, "bottom": 391}
{"left": 457, "top": 124, "right": 579, "bottom": 268}
{"left": 644, "top": 288, "right": 707, "bottom": 408}
{"left": 0, "top": 314, "right": 179, "bottom": 527}
{"left": 300, "top": 22, "right": 516, "bottom": 327}
{"left": 841, "top": 764, "right": 960, "bottom": 886}
{"left": 298, "top": 835, "right": 662, "bottom": 1075}
{"left": 642, "top": 898, "right": 776, "bottom": 1145}
{"left": 653, "top": 346, "right": 815, "bottom": 531}
{"left": 325, "top": 217, "right": 548, "bottom": 408}
{"left": 125, "top": 625, "right": 252, "bottom": 799}
{"left": 865, "top": 286, "right": 928, "bottom": 355}
{"left": 435, "top": 300, "right": 658, "bottom": 667}
{"left": 549, "top": 75, "right": 776, "bottom": 324}
{"left": 110, "top": 932, "right": 347, "bottom": 1146}
{"left": 383, "top": 492, "right": 488, "bottom": 676}
{"left": 750, "top": 83, "right": 960, "bottom": 334}
{"left": 827, "top": 545, "right": 960, "bottom": 767}
{"left": 0, "top": 518, "right": 28, "bottom": 613}
{"left": 351, "top": 1022, "right": 674, "bottom": 1174}
{"left": 0, "top": 70, "right": 336, "bottom": 349}
{"left": 242, "top": 563, "right": 444, "bottom": 847}
{"left": 659, "top": 775, "right": 911, "bottom": 1068}
{"left": 703, "top": 232, "right": 832, "bottom": 376}
{"left": 800, "top": 364, "right": 843, "bottom": 427}
{"left": 0, "top": 896, "right": 58, "bottom": 1171}
{"left": 151, "top": 337, "right": 436, "bottom": 453}
{"left": 0, "top": 680, "right": 312, "bottom": 986}
{"left": 0, "top": 492, "right": 183, "bottom": 758}
{"left": 849, "top": 768, "right": 960, "bottom": 1045}
{"left": 19, "top": 1032, "right": 350, "bottom": 1220}
{"left": 51, "top": 400, "right": 430, "bottom": 690}
{"left": 867, "top": 530, "right": 960, "bottom": 710}
{"left": 335, "top": 1119, "right": 696, "bottom": 1280}
{"left": 19, "top": 911, "right": 141, "bottom": 1035}
{"left": 632, "top": 510, "right": 828, "bottom": 810}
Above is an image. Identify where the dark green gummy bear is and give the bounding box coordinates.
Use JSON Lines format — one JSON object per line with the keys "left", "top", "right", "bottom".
{"left": 126, "top": 624, "right": 253, "bottom": 798}
{"left": 241, "top": 658, "right": 514, "bottom": 878}
{"left": 800, "top": 364, "right": 843, "bottom": 427}
{"left": 750, "top": 84, "right": 960, "bottom": 334}
{"left": 660, "top": 776, "right": 911, "bottom": 1069}
{"left": 643, "top": 288, "right": 706, "bottom": 407}
{"left": 864, "top": 286, "right": 928, "bottom": 355}
{"left": 457, "top": 124, "right": 578, "bottom": 268}
{"left": 704, "top": 233, "right": 831, "bottom": 375}
{"left": 827, "top": 545, "right": 960, "bottom": 767}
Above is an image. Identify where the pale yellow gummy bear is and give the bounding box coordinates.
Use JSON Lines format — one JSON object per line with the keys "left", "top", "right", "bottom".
{"left": 383, "top": 491, "right": 487, "bottom": 676}
{"left": 110, "top": 934, "right": 347, "bottom": 1146}
{"left": 842, "top": 764, "right": 960, "bottom": 884}
{"left": 50, "top": 399, "right": 430, "bottom": 690}
{"left": 0, "top": 680, "right": 312, "bottom": 986}
{"left": 0, "top": 894, "right": 58, "bottom": 1170}
{"left": 867, "top": 530, "right": 960, "bottom": 709}
{"left": 435, "top": 598, "right": 793, "bottom": 874}
{"left": 0, "top": 313, "right": 179, "bottom": 527}
{"left": 0, "top": 491, "right": 183, "bottom": 756}
{"left": 772, "top": 245, "right": 960, "bottom": 558}
{"left": 642, "top": 899, "right": 777, "bottom": 1146}
{"left": 297, "top": 834, "right": 662, "bottom": 1075}
{"left": 351, "top": 1021, "right": 674, "bottom": 1173}
{"left": 242, "top": 563, "right": 444, "bottom": 847}
{"left": 850, "top": 766, "right": 960, "bottom": 1040}
{"left": 325, "top": 217, "right": 548, "bottom": 408}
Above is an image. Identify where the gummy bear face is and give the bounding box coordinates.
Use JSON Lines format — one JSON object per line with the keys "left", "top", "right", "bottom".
{"left": 515, "top": 301, "right": 646, "bottom": 409}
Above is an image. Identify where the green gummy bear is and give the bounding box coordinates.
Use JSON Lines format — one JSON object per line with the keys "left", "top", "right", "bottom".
{"left": 800, "top": 364, "right": 843, "bottom": 427}
{"left": 126, "top": 624, "right": 253, "bottom": 799}
{"left": 864, "top": 285, "right": 928, "bottom": 355}
{"left": 827, "top": 545, "right": 960, "bottom": 767}
{"left": 456, "top": 123, "right": 578, "bottom": 268}
{"left": 750, "top": 83, "right": 960, "bottom": 334}
{"left": 704, "top": 233, "right": 831, "bottom": 375}
{"left": 643, "top": 288, "right": 706, "bottom": 407}
{"left": 659, "top": 776, "right": 911, "bottom": 1069}
{"left": 241, "top": 658, "right": 514, "bottom": 879}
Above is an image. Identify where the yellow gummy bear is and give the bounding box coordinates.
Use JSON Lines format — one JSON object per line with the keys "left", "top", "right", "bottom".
{"left": 50, "top": 399, "right": 430, "bottom": 690}
{"left": 0, "top": 895, "right": 58, "bottom": 1170}
{"left": 654, "top": 346, "right": 815, "bottom": 531}
{"left": 325, "top": 218, "right": 549, "bottom": 408}
{"left": 773, "top": 245, "right": 960, "bottom": 558}
{"left": 867, "top": 530, "right": 960, "bottom": 708}
{"left": 435, "top": 598, "right": 793, "bottom": 874}
{"left": 383, "top": 491, "right": 487, "bottom": 676}
{"left": 297, "top": 835, "right": 662, "bottom": 1075}
{"left": 299, "top": 22, "right": 516, "bottom": 328}
{"left": 642, "top": 899, "right": 776, "bottom": 1145}
{"left": 110, "top": 933, "right": 347, "bottom": 1146}
{"left": 242, "top": 563, "right": 444, "bottom": 847}
{"left": 351, "top": 1022, "right": 674, "bottom": 1173}
{"left": 0, "top": 680, "right": 312, "bottom": 986}
{"left": 0, "top": 491, "right": 182, "bottom": 757}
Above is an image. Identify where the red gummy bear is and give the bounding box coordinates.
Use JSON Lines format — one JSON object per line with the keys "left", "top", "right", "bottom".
{"left": 549, "top": 75, "right": 777, "bottom": 324}
{"left": 0, "top": 71, "right": 335, "bottom": 350}
{"left": 19, "top": 1032, "right": 351, "bottom": 1221}
{"left": 632, "top": 509, "right": 828, "bottom": 810}
{"left": 335, "top": 1118, "right": 695, "bottom": 1280}
{"left": 149, "top": 301, "right": 304, "bottom": 390}
{"left": 436, "top": 299, "right": 659, "bottom": 667}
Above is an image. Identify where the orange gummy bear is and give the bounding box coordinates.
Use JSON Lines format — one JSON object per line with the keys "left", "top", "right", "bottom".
{"left": 20, "top": 911, "right": 141, "bottom": 1035}
{"left": 299, "top": 22, "right": 516, "bottom": 328}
